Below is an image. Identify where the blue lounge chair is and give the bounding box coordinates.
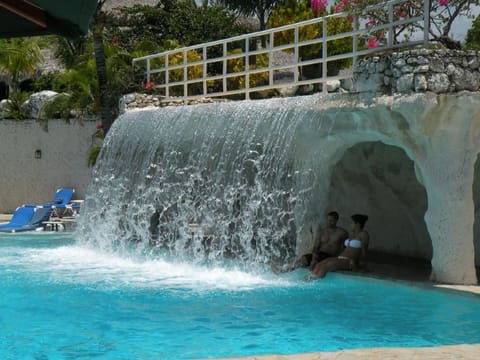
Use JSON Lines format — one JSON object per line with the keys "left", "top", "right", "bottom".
{"left": 0, "top": 206, "right": 34, "bottom": 229}
{"left": 26, "top": 188, "right": 78, "bottom": 217}
{"left": 0, "top": 206, "right": 52, "bottom": 233}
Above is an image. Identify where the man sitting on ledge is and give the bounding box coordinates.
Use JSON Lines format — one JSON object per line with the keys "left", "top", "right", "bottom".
{"left": 309, "top": 214, "right": 369, "bottom": 279}
{"left": 273, "top": 211, "right": 348, "bottom": 273}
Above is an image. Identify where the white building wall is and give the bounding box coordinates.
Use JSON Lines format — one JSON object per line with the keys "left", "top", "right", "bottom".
{"left": 0, "top": 120, "right": 98, "bottom": 213}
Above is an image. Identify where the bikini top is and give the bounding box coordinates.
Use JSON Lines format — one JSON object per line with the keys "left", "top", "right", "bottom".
{"left": 344, "top": 238, "right": 362, "bottom": 249}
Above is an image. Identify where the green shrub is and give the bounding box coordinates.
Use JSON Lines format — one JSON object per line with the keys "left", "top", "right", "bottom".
{"left": 88, "top": 145, "right": 102, "bottom": 167}
{"left": 41, "top": 93, "right": 72, "bottom": 120}
{"left": 4, "top": 91, "right": 29, "bottom": 120}
{"left": 269, "top": 0, "right": 355, "bottom": 76}
{"left": 33, "top": 73, "right": 56, "bottom": 92}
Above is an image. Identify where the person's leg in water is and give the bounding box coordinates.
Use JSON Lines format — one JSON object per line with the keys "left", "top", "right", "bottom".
{"left": 308, "top": 257, "right": 353, "bottom": 279}
{"left": 309, "top": 251, "right": 334, "bottom": 271}
{"left": 271, "top": 254, "right": 312, "bottom": 274}
{"left": 309, "top": 257, "right": 339, "bottom": 278}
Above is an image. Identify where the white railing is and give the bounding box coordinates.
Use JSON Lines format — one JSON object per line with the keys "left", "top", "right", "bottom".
{"left": 132, "top": 0, "right": 429, "bottom": 100}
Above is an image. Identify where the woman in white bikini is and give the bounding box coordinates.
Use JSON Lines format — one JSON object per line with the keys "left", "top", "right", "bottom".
{"left": 309, "top": 214, "right": 369, "bottom": 279}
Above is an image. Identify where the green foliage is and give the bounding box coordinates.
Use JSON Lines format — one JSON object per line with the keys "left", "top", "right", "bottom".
{"left": 4, "top": 91, "right": 29, "bottom": 120}
{"left": 87, "top": 127, "right": 105, "bottom": 167}
{"left": 88, "top": 145, "right": 102, "bottom": 167}
{"left": 465, "top": 14, "right": 480, "bottom": 50}
{"left": 52, "top": 36, "right": 87, "bottom": 69}
{"left": 167, "top": 48, "right": 204, "bottom": 96}
{"left": 225, "top": 48, "right": 270, "bottom": 89}
{"left": 50, "top": 51, "right": 98, "bottom": 116}
{"left": 46, "top": 37, "right": 137, "bottom": 120}
{"left": 108, "top": 2, "right": 245, "bottom": 52}
{"left": 216, "top": 0, "right": 282, "bottom": 30}
{"left": 41, "top": 93, "right": 72, "bottom": 120}
{"left": 0, "top": 38, "right": 44, "bottom": 92}
{"left": 130, "top": 39, "right": 163, "bottom": 59}
{"left": 269, "top": 0, "right": 354, "bottom": 74}
{"left": 33, "top": 73, "right": 56, "bottom": 92}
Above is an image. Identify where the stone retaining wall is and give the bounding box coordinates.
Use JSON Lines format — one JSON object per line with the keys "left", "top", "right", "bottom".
{"left": 120, "top": 50, "right": 480, "bottom": 108}
{"left": 119, "top": 93, "right": 225, "bottom": 114}
{"left": 353, "top": 49, "right": 480, "bottom": 94}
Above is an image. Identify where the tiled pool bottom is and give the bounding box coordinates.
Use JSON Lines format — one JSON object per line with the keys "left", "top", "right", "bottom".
{"left": 1, "top": 233, "right": 480, "bottom": 359}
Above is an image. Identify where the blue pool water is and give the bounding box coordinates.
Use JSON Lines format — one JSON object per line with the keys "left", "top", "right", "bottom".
{"left": 1, "top": 233, "right": 480, "bottom": 359}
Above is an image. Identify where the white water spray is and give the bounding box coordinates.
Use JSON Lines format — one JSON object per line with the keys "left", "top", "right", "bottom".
{"left": 76, "top": 95, "right": 341, "bottom": 269}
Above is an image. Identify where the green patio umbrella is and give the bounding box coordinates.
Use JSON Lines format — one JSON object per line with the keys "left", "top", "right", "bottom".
{"left": 0, "top": 0, "right": 98, "bottom": 38}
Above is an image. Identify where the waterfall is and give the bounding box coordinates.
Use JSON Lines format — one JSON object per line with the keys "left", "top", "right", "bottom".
{"left": 76, "top": 95, "right": 338, "bottom": 268}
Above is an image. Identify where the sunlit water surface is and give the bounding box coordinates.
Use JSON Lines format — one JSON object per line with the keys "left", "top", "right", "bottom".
{"left": 1, "top": 233, "right": 480, "bottom": 360}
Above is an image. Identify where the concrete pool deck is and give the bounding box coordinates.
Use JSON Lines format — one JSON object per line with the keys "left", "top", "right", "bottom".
{"left": 217, "top": 343, "right": 480, "bottom": 360}
{"left": 0, "top": 214, "right": 12, "bottom": 222}
{"left": 2, "top": 214, "right": 479, "bottom": 359}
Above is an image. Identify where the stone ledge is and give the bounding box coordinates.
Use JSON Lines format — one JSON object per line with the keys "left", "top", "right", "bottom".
{"left": 354, "top": 49, "right": 480, "bottom": 94}
{"left": 119, "top": 93, "right": 229, "bottom": 114}
{"left": 211, "top": 344, "right": 480, "bottom": 360}
{"left": 120, "top": 50, "right": 480, "bottom": 111}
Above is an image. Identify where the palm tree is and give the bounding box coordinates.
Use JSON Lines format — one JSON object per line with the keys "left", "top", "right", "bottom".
{"left": 0, "top": 37, "right": 44, "bottom": 95}
{"left": 52, "top": 35, "right": 87, "bottom": 69}
{"left": 92, "top": 0, "right": 112, "bottom": 134}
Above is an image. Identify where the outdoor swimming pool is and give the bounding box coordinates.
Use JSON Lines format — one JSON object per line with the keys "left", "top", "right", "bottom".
{"left": 1, "top": 232, "right": 480, "bottom": 359}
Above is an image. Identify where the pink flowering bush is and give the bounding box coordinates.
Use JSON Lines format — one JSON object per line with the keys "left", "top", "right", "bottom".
{"left": 367, "top": 35, "right": 378, "bottom": 48}
{"left": 312, "top": 0, "right": 467, "bottom": 49}
{"left": 394, "top": 4, "right": 409, "bottom": 19}
{"left": 365, "top": 17, "right": 376, "bottom": 29}
{"left": 145, "top": 81, "right": 155, "bottom": 90}
{"left": 311, "top": 0, "right": 329, "bottom": 13}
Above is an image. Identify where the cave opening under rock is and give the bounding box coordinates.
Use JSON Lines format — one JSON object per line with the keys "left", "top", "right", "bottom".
{"left": 327, "top": 141, "right": 434, "bottom": 281}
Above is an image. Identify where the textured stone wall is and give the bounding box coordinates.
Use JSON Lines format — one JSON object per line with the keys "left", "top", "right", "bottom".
{"left": 353, "top": 49, "right": 480, "bottom": 94}
{"left": 0, "top": 120, "right": 98, "bottom": 213}
{"left": 288, "top": 92, "right": 479, "bottom": 284}
{"left": 119, "top": 93, "right": 222, "bottom": 114}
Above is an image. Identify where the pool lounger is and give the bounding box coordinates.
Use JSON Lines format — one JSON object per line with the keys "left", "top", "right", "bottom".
{"left": 24, "top": 187, "right": 79, "bottom": 217}
{"left": 0, "top": 207, "right": 53, "bottom": 233}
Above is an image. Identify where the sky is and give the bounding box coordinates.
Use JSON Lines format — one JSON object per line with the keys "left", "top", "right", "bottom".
{"left": 452, "top": 9, "right": 479, "bottom": 41}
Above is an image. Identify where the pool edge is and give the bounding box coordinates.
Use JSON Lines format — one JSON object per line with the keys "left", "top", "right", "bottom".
{"left": 211, "top": 343, "right": 480, "bottom": 359}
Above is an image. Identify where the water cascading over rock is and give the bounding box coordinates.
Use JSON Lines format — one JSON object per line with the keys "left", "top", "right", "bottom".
{"left": 76, "top": 92, "right": 480, "bottom": 284}
{"left": 76, "top": 97, "right": 340, "bottom": 267}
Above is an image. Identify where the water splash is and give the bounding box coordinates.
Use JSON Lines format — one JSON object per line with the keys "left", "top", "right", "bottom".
{"left": 1, "top": 243, "right": 292, "bottom": 291}
{"left": 76, "top": 95, "right": 339, "bottom": 268}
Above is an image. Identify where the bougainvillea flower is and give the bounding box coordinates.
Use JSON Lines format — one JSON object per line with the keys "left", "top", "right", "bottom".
{"left": 439, "top": 0, "right": 449, "bottom": 6}
{"left": 334, "top": 0, "right": 353, "bottom": 13}
{"left": 311, "top": 0, "right": 329, "bottom": 13}
{"left": 145, "top": 81, "right": 155, "bottom": 90}
{"left": 365, "top": 18, "right": 376, "bottom": 29}
{"left": 367, "top": 36, "right": 378, "bottom": 49}
{"left": 335, "top": 3, "right": 344, "bottom": 13}
{"left": 394, "top": 4, "right": 409, "bottom": 18}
